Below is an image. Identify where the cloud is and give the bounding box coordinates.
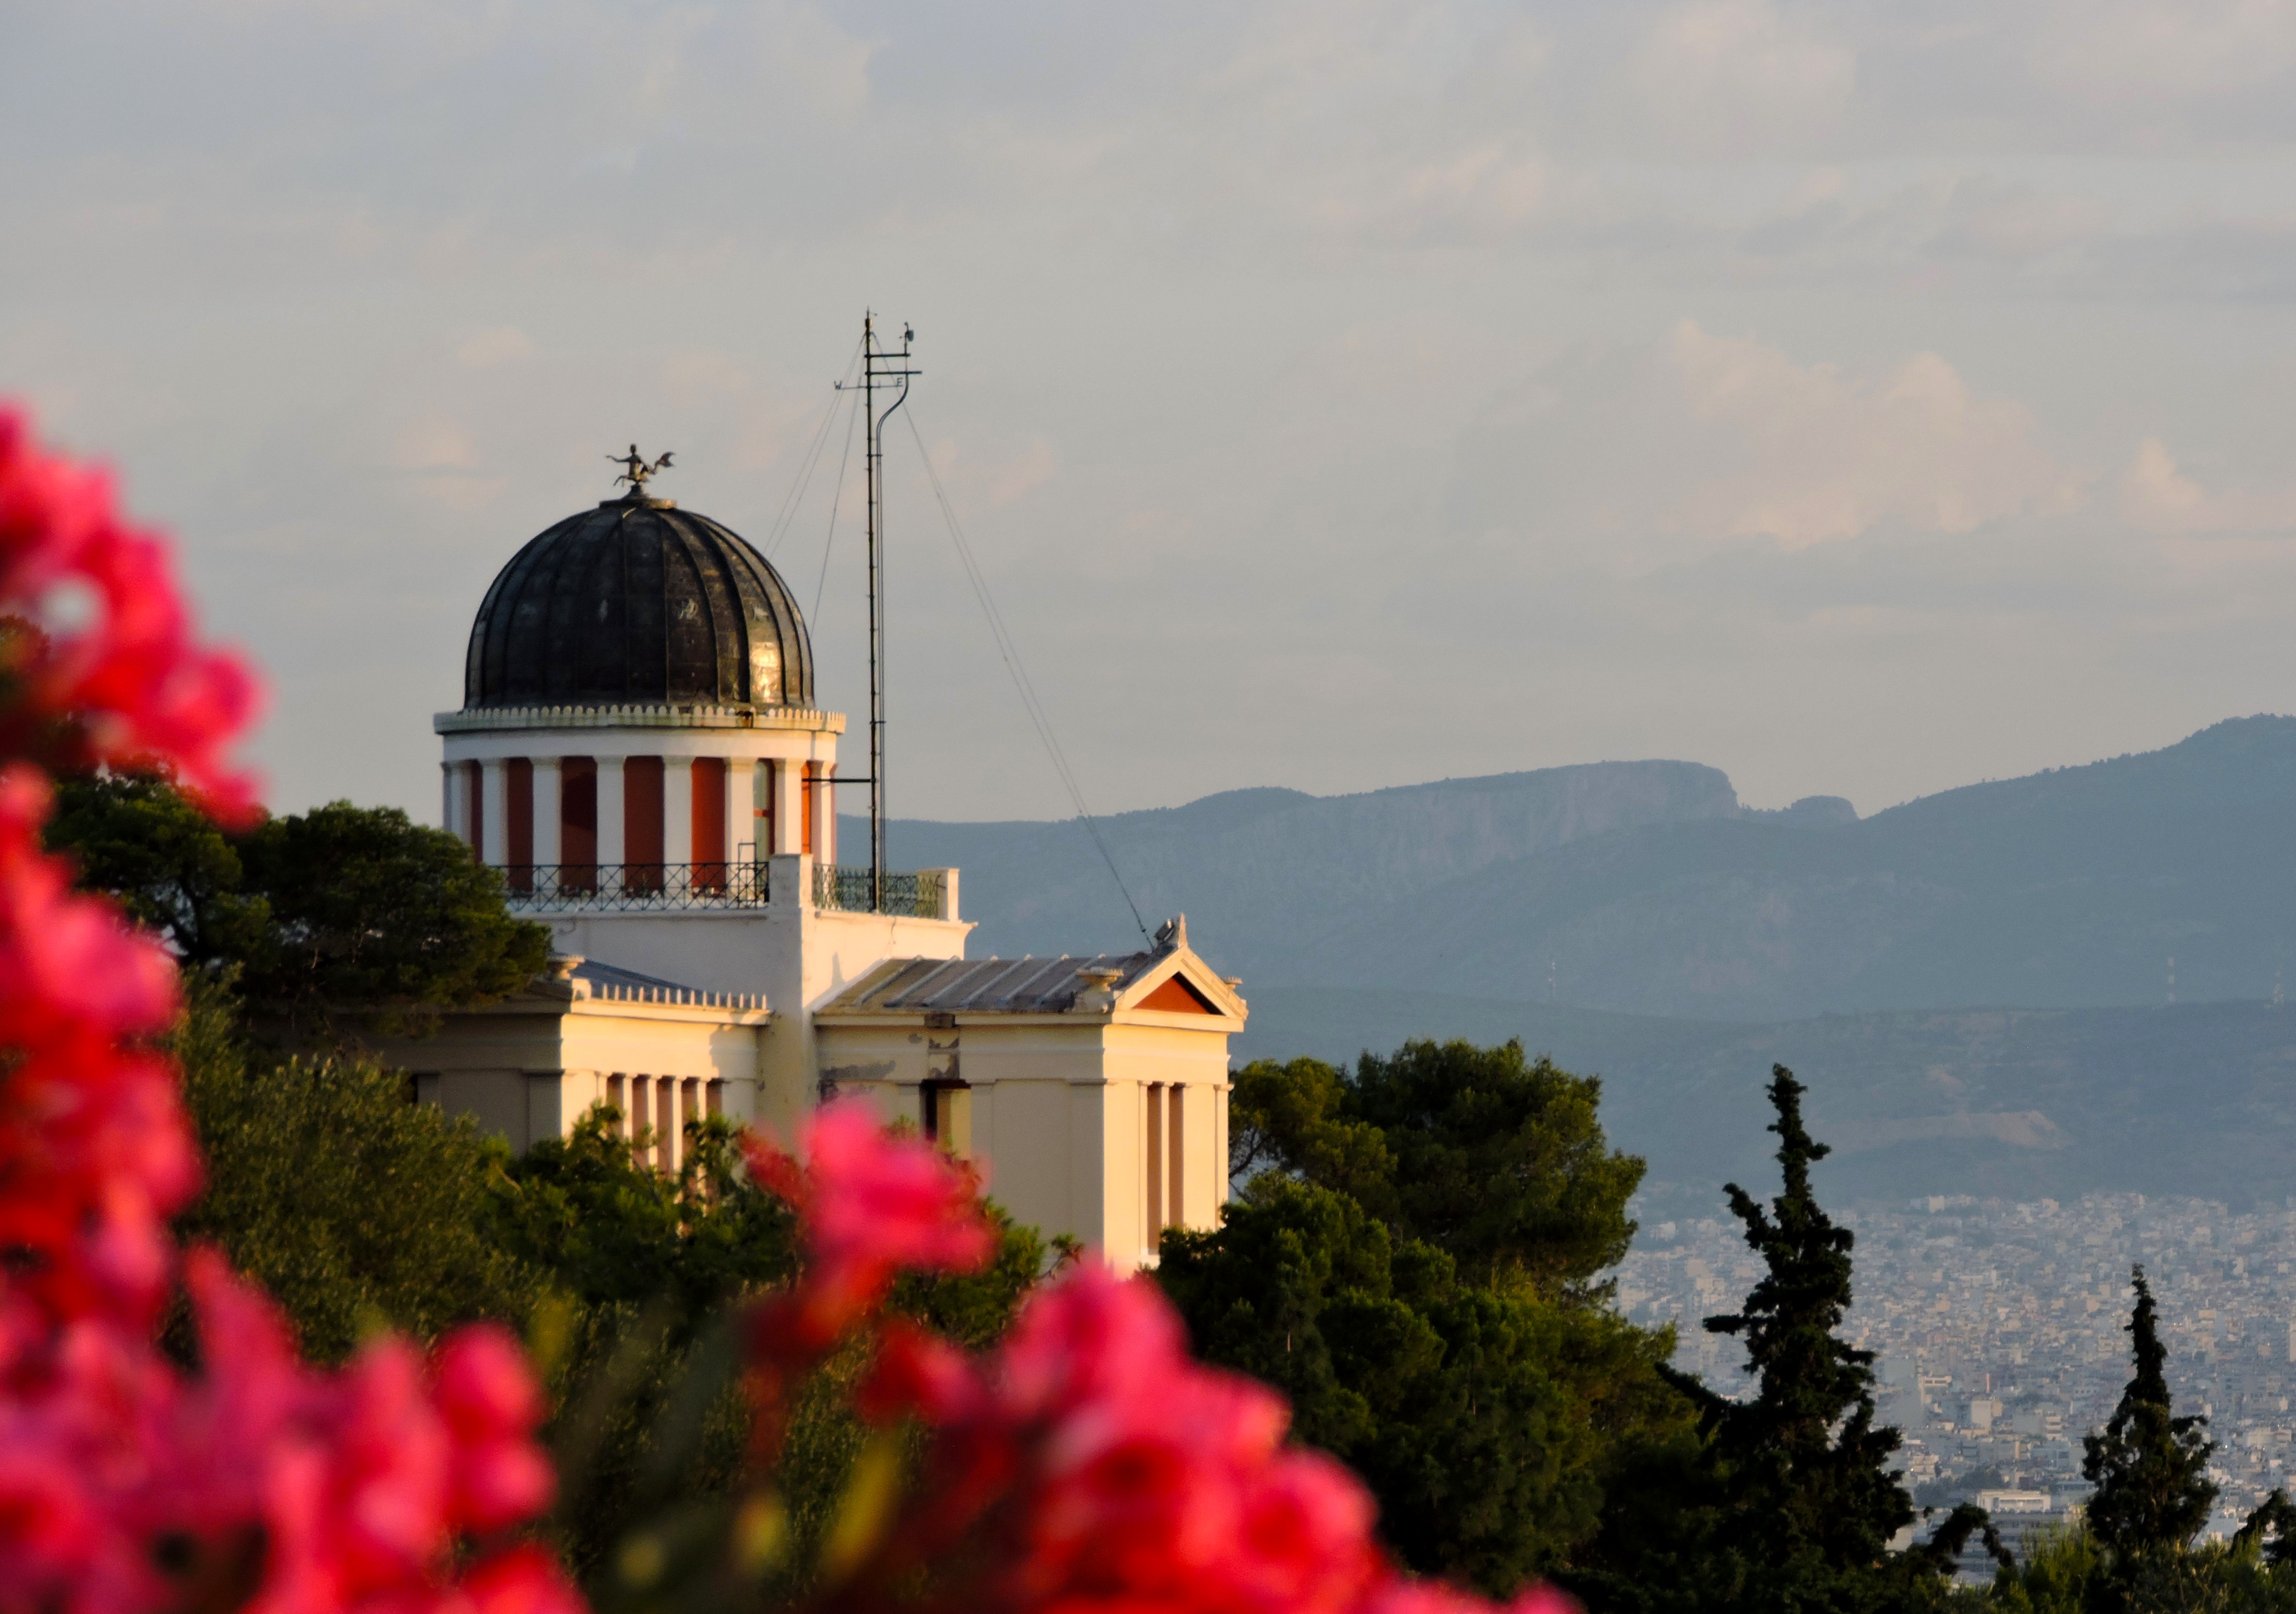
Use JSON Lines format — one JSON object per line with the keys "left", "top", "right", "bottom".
{"left": 929, "top": 435, "right": 1058, "bottom": 513}
{"left": 1451, "top": 323, "right": 2082, "bottom": 558}
{"left": 2032, "top": 0, "right": 2296, "bottom": 105}
{"left": 17, "top": 0, "right": 2296, "bottom": 829}
{"left": 1623, "top": 1, "right": 1855, "bottom": 156}
{"left": 2120, "top": 436, "right": 2296, "bottom": 533}
{"left": 391, "top": 418, "right": 478, "bottom": 472}
{"left": 388, "top": 417, "right": 506, "bottom": 511}
{"left": 1668, "top": 322, "right": 2082, "bottom": 546}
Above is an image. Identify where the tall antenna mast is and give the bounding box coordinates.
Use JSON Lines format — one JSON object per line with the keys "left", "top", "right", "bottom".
{"left": 848, "top": 312, "right": 916, "bottom": 912}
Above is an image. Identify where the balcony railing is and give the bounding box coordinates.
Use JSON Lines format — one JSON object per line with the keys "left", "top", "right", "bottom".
{"left": 501, "top": 863, "right": 769, "bottom": 913}
{"left": 495, "top": 860, "right": 952, "bottom": 918}
{"left": 813, "top": 864, "right": 950, "bottom": 919}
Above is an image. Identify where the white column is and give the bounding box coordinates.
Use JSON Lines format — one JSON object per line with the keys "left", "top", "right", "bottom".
{"left": 664, "top": 756, "right": 694, "bottom": 876}
{"left": 812, "top": 762, "right": 837, "bottom": 867}
{"left": 596, "top": 755, "right": 626, "bottom": 871}
{"left": 532, "top": 758, "right": 563, "bottom": 869}
{"left": 726, "top": 758, "right": 757, "bottom": 863}
{"left": 480, "top": 760, "right": 509, "bottom": 869}
{"left": 773, "top": 757, "right": 803, "bottom": 854}
{"left": 443, "top": 762, "right": 475, "bottom": 854}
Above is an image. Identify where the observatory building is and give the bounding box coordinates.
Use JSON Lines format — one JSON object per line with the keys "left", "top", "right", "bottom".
{"left": 401, "top": 472, "right": 1246, "bottom": 1266}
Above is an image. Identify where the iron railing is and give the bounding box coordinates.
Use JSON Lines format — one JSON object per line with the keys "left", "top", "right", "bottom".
{"left": 502, "top": 863, "right": 769, "bottom": 913}
{"left": 812, "top": 864, "right": 949, "bottom": 919}
{"left": 497, "top": 860, "right": 948, "bottom": 918}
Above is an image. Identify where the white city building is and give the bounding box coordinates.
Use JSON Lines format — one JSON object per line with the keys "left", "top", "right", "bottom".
{"left": 397, "top": 476, "right": 1245, "bottom": 1266}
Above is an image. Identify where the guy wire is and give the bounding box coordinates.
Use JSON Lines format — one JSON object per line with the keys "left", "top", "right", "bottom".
{"left": 763, "top": 337, "right": 863, "bottom": 561}
{"left": 812, "top": 383, "right": 864, "bottom": 629}
{"left": 902, "top": 409, "right": 1151, "bottom": 946}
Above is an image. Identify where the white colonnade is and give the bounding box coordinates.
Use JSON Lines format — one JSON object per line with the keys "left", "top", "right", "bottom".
{"left": 445, "top": 751, "right": 839, "bottom": 874}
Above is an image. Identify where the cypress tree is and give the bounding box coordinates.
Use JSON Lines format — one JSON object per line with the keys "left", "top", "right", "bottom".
{"left": 1568, "top": 1066, "right": 1989, "bottom": 1613}
{"left": 1699, "top": 1064, "right": 1917, "bottom": 1606}
{"left": 2082, "top": 1268, "right": 2216, "bottom": 1572}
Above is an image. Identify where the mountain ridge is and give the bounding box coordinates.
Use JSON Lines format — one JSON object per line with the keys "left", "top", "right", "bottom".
{"left": 863, "top": 715, "right": 2296, "bottom": 1021}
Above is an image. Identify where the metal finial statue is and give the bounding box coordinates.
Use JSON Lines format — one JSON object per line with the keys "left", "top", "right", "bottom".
{"left": 610, "top": 445, "right": 674, "bottom": 494}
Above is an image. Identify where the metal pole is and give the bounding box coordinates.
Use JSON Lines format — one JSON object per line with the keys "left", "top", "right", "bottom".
{"left": 837, "top": 313, "right": 912, "bottom": 915}
{"left": 864, "top": 314, "right": 884, "bottom": 913}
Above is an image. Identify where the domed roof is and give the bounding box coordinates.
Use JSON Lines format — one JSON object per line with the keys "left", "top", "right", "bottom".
{"left": 463, "top": 496, "right": 813, "bottom": 711}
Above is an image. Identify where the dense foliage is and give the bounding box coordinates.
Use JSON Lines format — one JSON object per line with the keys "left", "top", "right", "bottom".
{"left": 171, "top": 971, "right": 547, "bottom": 1363}
{"left": 47, "top": 771, "right": 549, "bottom": 1026}
{"left": 169, "top": 977, "right": 1062, "bottom": 1589}
{"left": 1160, "top": 1174, "right": 1684, "bottom": 1593}
{"left": 1224, "top": 1042, "right": 1645, "bottom": 1296}
{"left": 1168, "top": 1043, "right": 1687, "bottom": 1595}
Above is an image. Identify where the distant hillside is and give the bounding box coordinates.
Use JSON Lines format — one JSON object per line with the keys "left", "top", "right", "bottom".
{"left": 1288, "top": 715, "right": 2296, "bottom": 1018}
{"left": 864, "top": 716, "right": 2296, "bottom": 1020}
{"left": 1235, "top": 987, "right": 2296, "bottom": 1217}
{"left": 860, "top": 759, "right": 1739, "bottom": 977}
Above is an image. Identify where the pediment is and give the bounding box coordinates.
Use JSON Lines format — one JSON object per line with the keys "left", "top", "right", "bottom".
{"left": 1136, "top": 973, "right": 1219, "bottom": 1014}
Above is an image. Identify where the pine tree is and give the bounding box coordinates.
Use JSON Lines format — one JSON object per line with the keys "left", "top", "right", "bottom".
{"left": 2082, "top": 1268, "right": 2216, "bottom": 1570}
{"left": 1699, "top": 1065, "right": 1917, "bottom": 1605}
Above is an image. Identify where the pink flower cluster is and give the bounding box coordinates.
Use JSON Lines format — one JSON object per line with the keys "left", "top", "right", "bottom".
{"left": 0, "top": 406, "right": 574, "bottom": 1614}
{"left": 744, "top": 1100, "right": 996, "bottom": 1357}
{"left": 749, "top": 1099, "right": 1576, "bottom": 1614}
{"left": 0, "top": 410, "right": 259, "bottom": 821}
{"left": 2, "top": 1254, "right": 559, "bottom": 1614}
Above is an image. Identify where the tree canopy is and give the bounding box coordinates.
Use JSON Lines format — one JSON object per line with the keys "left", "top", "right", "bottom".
{"left": 45, "top": 768, "right": 268, "bottom": 962}
{"left": 1179, "top": 1042, "right": 1688, "bottom": 1596}
{"left": 1159, "top": 1173, "right": 1687, "bottom": 1594}
{"left": 1226, "top": 1040, "right": 1644, "bottom": 1297}
{"left": 49, "top": 773, "right": 549, "bottom": 1025}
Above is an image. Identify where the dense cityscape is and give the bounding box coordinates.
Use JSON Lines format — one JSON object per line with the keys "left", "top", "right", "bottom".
{"left": 1620, "top": 1192, "right": 2296, "bottom": 1548}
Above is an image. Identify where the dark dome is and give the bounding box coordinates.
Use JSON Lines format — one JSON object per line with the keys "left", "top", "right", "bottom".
{"left": 463, "top": 498, "right": 813, "bottom": 711}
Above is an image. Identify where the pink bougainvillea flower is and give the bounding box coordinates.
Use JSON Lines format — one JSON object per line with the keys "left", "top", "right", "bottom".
{"left": 745, "top": 1098, "right": 995, "bottom": 1354}
{"left": 458, "top": 1543, "right": 591, "bottom": 1614}
{"left": 0, "top": 407, "right": 571, "bottom": 1614}
{"left": 432, "top": 1326, "right": 555, "bottom": 1535}
{"left": 0, "top": 407, "right": 262, "bottom": 821}
{"left": 738, "top": 1097, "right": 1583, "bottom": 1614}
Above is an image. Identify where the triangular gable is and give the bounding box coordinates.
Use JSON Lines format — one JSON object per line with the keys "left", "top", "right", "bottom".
{"left": 1137, "top": 973, "right": 1220, "bottom": 1015}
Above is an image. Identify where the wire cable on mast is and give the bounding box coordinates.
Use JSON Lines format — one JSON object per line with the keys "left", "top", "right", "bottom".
{"left": 901, "top": 409, "right": 1151, "bottom": 945}
{"left": 763, "top": 338, "right": 863, "bottom": 562}
{"left": 811, "top": 384, "right": 863, "bottom": 628}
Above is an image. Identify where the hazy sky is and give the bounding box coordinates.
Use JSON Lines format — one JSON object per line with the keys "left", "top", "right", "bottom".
{"left": 10, "top": 1, "right": 2296, "bottom": 823}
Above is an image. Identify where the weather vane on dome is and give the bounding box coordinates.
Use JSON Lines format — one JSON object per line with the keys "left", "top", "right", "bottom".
{"left": 609, "top": 444, "right": 674, "bottom": 496}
